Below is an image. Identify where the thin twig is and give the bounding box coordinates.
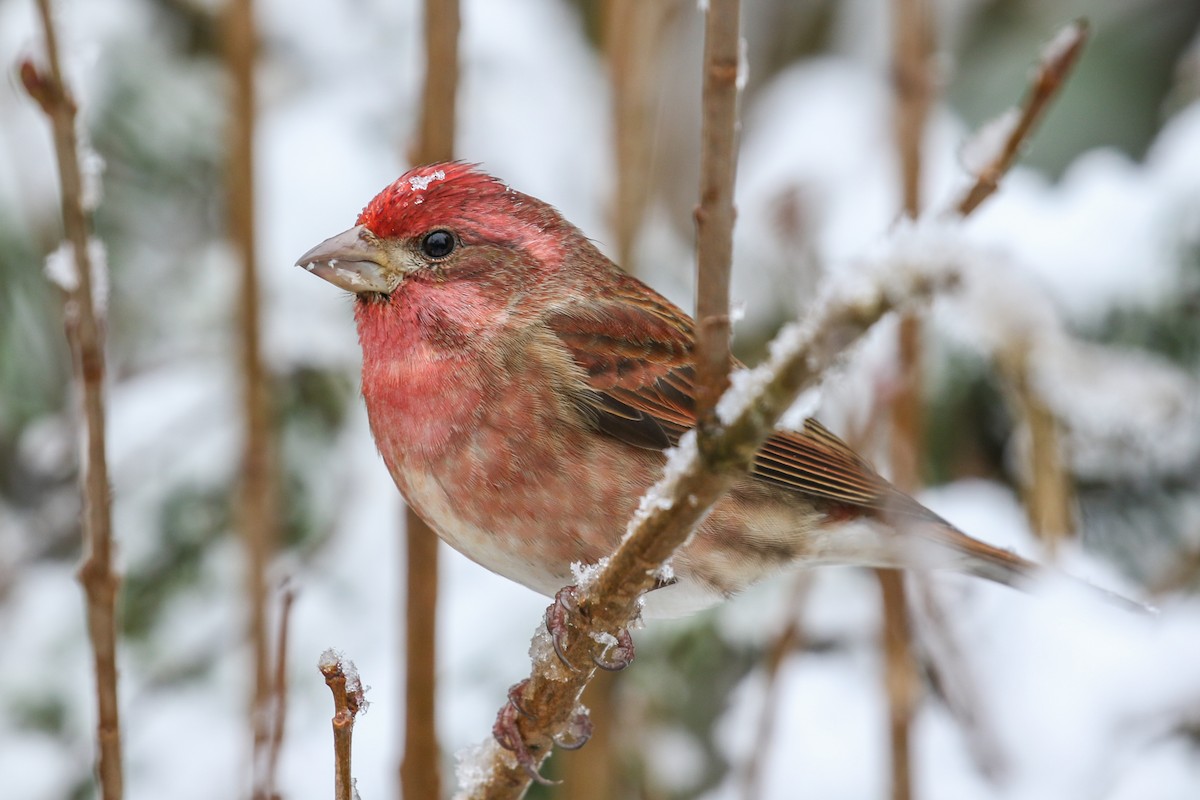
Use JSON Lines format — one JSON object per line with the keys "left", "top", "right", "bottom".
{"left": 892, "top": 0, "right": 935, "bottom": 219}
{"left": 223, "top": 0, "right": 282, "bottom": 784}
{"left": 876, "top": 570, "right": 917, "bottom": 800}
{"left": 262, "top": 585, "right": 297, "bottom": 800}
{"left": 605, "top": 0, "right": 677, "bottom": 274}
{"left": 400, "top": 2, "right": 459, "bottom": 799}
{"left": 320, "top": 651, "right": 367, "bottom": 800}
{"left": 953, "top": 19, "right": 1089, "bottom": 218}
{"left": 997, "top": 342, "right": 1075, "bottom": 556}
{"left": 21, "top": 2, "right": 123, "bottom": 797}
{"left": 454, "top": 255, "right": 958, "bottom": 800}
{"left": 882, "top": 3, "right": 936, "bottom": 798}
{"left": 693, "top": 0, "right": 741, "bottom": 425}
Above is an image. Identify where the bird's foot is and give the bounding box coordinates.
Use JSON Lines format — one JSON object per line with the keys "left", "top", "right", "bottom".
{"left": 493, "top": 680, "right": 558, "bottom": 786}
{"left": 546, "top": 586, "right": 583, "bottom": 672}
{"left": 554, "top": 708, "right": 593, "bottom": 750}
{"left": 545, "top": 585, "right": 636, "bottom": 672}
{"left": 591, "top": 627, "right": 635, "bottom": 671}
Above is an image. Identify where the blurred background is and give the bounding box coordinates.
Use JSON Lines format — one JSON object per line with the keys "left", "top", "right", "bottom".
{"left": 2, "top": 0, "right": 1200, "bottom": 798}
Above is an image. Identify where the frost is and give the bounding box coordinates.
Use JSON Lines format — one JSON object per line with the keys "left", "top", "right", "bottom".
{"left": 528, "top": 624, "right": 571, "bottom": 682}
{"left": 43, "top": 238, "right": 109, "bottom": 312}
{"left": 1040, "top": 20, "right": 1086, "bottom": 67}
{"left": 623, "top": 431, "right": 699, "bottom": 542}
{"left": 959, "top": 106, "right": 1020, "bottom": 175}
{"left": 408, "top": 168, "right": 446, "bottom": 192}
{"left": 737, "top": 36, "right": 750, "bottom": 92}
{"left": 317, "top": 647, "right": 341, "bottom": 671}
{"left": 452, "top": 739, "right": 504, "bottom": 800}
{"left": 590, "top": 630, "right": 618, "bottom": 648}
{"left": 79, "top": 132, "right": 105, "bottom": 211}
{"left": 570, "top": 557, "right": 609, "bottom": 590}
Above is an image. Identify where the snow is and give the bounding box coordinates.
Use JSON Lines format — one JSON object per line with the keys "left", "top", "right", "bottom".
{"left": 959, "top": 106, "right": 1020, "bottom": 175}
{"left": 624, "top": 430, "right": 700, "bottom": 541}
{"left": 42, "top": 238, "right": 109, "bottom": 311}
{"left": 407, "top": 169, "right": 446, "bottom": 192}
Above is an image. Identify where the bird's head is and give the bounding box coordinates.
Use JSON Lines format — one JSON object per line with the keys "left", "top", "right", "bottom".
{"left": 296, "top": 163, "right": 588, "bottom": 301}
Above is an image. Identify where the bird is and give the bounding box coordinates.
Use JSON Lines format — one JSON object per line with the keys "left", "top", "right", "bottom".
{"left": 297, "top": 162, "right": 1042, "bottom": 618}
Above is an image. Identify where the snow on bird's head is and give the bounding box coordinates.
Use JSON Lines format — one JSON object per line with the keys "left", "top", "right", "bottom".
{"left": 356, "top": 162, "right": 577, "bottom": 265}
{"left": 357, "top": 163, "right": 516, "bottom": 236}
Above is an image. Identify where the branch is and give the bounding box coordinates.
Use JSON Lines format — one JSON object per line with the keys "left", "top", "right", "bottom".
{"left": 605, "top": 0, "right": 676, "bottom": 274}
{"left": 222, "top": 0, "right": 283, "bottom": 782}
{"left": 953, "top": 19, "right": 1089, "bottom": 218}
{"left": 892, "top": 0, "right": 935, "bottom": 220}
{"left": 260, "top": 584, "right": 297, "bottom": 800}
{"left": 883, "top": 4, "right": 936, "bottom": 799}
{"left": 693, "top": 0, "right": 742, "bottom": 424}
{"left": 454, "top": 248, "right": 960, "bottom": 800}
{"left": 319, "top": 651, "right": 367, "bottom": 800}
{"left": 21, "top": 2, "right": 123, "bottom": 798}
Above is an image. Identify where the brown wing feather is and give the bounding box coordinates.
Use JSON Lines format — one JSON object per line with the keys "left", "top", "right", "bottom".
{"left": 544, "top": 289, "right": 917, "bottom": 515}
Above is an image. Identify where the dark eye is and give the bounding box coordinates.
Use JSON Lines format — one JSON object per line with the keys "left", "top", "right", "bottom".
{"left": 421, "top": 230, "right": 456, "bottom": 260}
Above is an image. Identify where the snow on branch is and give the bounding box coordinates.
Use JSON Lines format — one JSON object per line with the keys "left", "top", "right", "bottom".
{"left": 453, "top": 228, "right": 962, "bottom": 799}
{"left": 953, "top": 19, "right": 1089, "bottom": 217}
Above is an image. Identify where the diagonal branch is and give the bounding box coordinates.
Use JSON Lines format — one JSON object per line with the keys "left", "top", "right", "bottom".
{"left": 953, "top": 19, "right": 1089, "bottom": 218}
{"left": 21, "top": 2, "right": 123, "bottom": 798}
{"left": 454, "top": 249, "right": 960, "bottom": 800}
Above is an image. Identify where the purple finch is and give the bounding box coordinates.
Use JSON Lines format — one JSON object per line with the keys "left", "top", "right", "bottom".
{"left": 298, "top": 163, "right": 1038, "bottom": 616}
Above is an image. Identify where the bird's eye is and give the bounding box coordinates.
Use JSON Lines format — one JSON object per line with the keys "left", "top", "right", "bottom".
{"left": 421, "top": 230, "right": 456, "bottom": 260}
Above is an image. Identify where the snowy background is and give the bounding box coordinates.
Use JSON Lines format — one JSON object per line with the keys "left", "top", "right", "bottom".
{"left": 2, "top": 0, "right": 1200, "bottom": 798}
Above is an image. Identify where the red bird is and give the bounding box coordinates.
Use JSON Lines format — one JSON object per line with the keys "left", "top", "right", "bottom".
{"left": 298, "top": 163, "right": 1037, "bottom": 617}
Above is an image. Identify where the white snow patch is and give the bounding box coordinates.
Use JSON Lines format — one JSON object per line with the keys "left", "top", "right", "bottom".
{"left": 43, "top": 238, "right": 109, "bottom": 311}
{"left": 624, "top": 430, "right": 700, "bottom": 541}
{"left": 407, "top": 168, "right": 445, "bottom": 192}
{"left": 570, "top": 557, "right": 609, "bottom": 590}
{"left": 452, "top": 739, "right": 504, "bottom": 800}
{"left": 959, "top": 106, "right": 1020, "bottom": 175}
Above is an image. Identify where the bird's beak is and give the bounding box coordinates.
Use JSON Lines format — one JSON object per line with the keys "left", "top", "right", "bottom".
{"left": 296, "top": 225, "right": 394, "bottom": 294}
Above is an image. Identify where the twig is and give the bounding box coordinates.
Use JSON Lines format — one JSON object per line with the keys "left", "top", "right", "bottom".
{"left": 399, "top": 2, "right": 459, "bottom": 798}
{"left": 262, "top": 585, "right": 297, "bottom": 800}
{"left": 882, "top": 3, "right": 936, "bottom": 798}
{"left": 692, "top": 0, "right": 741, "bottom": 425}
{"left": 876, "top": 570, "right": 917, "bottom": 800}
{"left": 953, "top": 19, "right": 1089, "bottom": 217}
{"left": 454, "top": 252, "right": 958, "bottom": 800}
{"left": 605, "top": 0, "right": 677, "bottom": 274}
{"left": 319, "top": 651, "right": 367, "bottom": 800}
{"left": 892, "top": 0, "right": 935, "bottom": 219}
{"left": 223, "top": 0, "right": 283, "bottom": 782}
{"left": 21, "top": 2, "right": 123, "bottom": 798}
{"left": 997, "top": 341, "right": 1075, "bottom": 555}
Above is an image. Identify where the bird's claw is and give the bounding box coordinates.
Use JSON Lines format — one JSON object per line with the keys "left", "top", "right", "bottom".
{"left": 546, "top": 586, "right": 583, "bottom": 672}
{"left": 493, "top": 694, "right": 559, "bottom": 786}
{"left": 506, "top": 679, "right": 534, "bottom": 719}
{"left": 591, "top": 627, "right": 635, "bottom": 671}
{"left": 547, "top": 584, "right": 636, "bottom": 672}
{"left": 553, "top": 709, "right": 593, "bottom": 751}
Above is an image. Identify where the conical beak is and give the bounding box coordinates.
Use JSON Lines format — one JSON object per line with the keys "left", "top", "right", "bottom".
{"left": 296, "top": 225, "right": 393, "bottom": 294}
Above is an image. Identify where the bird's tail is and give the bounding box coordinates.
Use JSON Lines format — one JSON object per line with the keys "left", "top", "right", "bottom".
{"left": 913, "top": 516, "right": 1147, "bottom": 612}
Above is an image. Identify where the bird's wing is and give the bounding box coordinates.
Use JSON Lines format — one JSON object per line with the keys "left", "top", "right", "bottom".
{"left": 543, "top": 289, "right": 915, "bottom": 515}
